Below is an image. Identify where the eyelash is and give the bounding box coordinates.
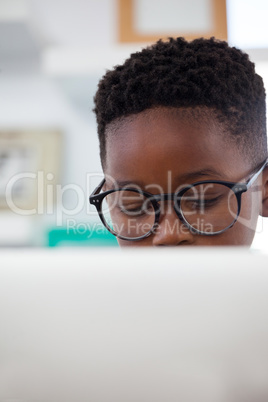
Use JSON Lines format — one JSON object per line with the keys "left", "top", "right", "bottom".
{"left": 118, "top": 203, "right": 153, "bottom": 215}
{"left": 188, "top": 195, "right": 223, "bottom": 209}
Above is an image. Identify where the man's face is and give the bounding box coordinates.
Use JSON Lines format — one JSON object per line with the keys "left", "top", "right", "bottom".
{"left": 104, "top": 107, "right": 264, "bottom": 247}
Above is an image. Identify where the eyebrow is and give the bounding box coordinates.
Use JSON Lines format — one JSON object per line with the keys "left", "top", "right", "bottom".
{"left": 175, "top": 168, "right": 224, "bottom": 183}
{"left": 109, "top": 180, "right": 146, "bottom": 189}
{"left": 107, "top": 168, "right": 224, "bottom": 190}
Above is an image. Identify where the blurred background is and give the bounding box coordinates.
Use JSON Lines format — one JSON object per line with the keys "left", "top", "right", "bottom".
{"left": 0, "top": 0, "right": 268, "bottom": 249}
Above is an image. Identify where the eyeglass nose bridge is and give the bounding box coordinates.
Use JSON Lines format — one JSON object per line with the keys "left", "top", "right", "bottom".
{"left": 150, "top": 193, "right": 186, "bottom": 225}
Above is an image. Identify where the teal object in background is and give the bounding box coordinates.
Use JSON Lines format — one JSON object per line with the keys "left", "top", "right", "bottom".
{"left": 48, "top": 227, "right": 118, "bottom": 247}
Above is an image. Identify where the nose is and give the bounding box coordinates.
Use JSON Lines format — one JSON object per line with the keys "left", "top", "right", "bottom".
{"left": 152, "top": 206, "right": 195, "bottom": 246}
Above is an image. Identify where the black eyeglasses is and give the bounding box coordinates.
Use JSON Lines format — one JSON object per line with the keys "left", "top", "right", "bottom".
{"left": 89, "top": 159, "right": 268, "bottom": 241}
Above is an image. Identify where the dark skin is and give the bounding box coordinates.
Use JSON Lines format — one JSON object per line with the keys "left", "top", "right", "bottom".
{"left": 104, "top": 107, "right": 268, "bottom": 247}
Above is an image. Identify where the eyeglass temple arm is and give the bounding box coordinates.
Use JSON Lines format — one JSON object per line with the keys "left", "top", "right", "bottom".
{"left": 91, "top": 178, "right": 105, "bottom": 197}
{"left": 246, "top": 159, "right": 268, "bottom": 189}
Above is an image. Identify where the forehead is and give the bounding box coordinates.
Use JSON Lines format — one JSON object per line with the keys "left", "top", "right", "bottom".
{"left": 104, "top": 107, "right": 247, "bottom": 186}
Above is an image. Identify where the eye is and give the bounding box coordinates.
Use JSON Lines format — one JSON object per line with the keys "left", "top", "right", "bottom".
{"left": 195, "top": 195, "right": 223, "bottom": 208}
{"left": 118, "top": 199, "right": 154, "bottom": 217}
{"left": 182, "top": 194, "right": 225, "bottom": 212}
{"left": 120, "top": 203, "right": 145, "bottom": 214}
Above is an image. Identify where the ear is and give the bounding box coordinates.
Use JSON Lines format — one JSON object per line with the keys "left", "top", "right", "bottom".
{"left": 260, "top": 165, "right": 268, "bottom": 217}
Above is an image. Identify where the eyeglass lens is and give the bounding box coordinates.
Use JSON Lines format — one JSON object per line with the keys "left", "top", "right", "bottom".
{"left": 101, "top": 191, "right": 155, "bottom": 239}
{"left": 178, "top": 183, "right": 239, "bottom": 234}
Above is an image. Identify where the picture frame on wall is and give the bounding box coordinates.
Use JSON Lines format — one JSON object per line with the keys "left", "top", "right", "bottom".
{"left": 0, "top": 129, "right": 61, "bottom": 212}
{"left": 118, "top": 0, "right": 227, "bottom": 43}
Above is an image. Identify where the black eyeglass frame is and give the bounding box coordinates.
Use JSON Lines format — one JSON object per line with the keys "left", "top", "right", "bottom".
{"left": 89, "top": 159, "right": 268, "bottom": 241}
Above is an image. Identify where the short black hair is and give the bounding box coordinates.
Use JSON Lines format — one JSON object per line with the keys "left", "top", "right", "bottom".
{"left": 94, "top": 37, "right": 267, "bottom": 168}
